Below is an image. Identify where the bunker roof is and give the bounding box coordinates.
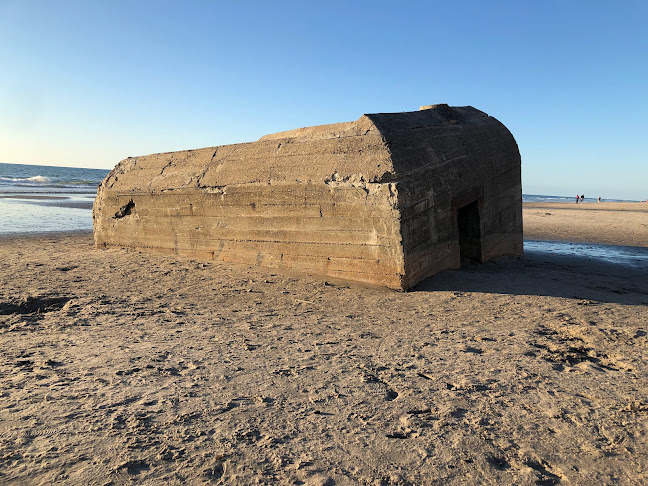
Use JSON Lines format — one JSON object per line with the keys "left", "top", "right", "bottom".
{"left": 102, "top": 104, "right": 515, "bottom": 193}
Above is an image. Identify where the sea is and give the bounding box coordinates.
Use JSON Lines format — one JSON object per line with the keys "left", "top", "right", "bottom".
{"left": 522, "top": 194, "right": 635, "bottom": 204}
{"left": 0, "top": 162, "right": 639, "bottom": 236}
{"left": 0, "top": 162, "right": 110, "bottom": 235}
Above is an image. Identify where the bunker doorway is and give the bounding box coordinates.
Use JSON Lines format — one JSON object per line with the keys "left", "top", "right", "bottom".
{"left": 457, "top": 200, "right": 482, "bottom": 265}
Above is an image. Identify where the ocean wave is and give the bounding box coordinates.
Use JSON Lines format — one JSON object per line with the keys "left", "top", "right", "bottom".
{"left": 0, "top": 175, "right": 52, "bottom": 183}
{"left": 523, "top": 194, "right": 575, "bottom": 203}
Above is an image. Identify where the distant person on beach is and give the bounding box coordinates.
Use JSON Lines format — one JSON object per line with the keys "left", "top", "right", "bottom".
{"left": 576, "top": 195, "right": 580, "bottom": 203}
{"left": 598, "top": 196, "right": 601, "bottom": 203}
{"left": 581, "top": 194, "right": 585, "bottom": 202}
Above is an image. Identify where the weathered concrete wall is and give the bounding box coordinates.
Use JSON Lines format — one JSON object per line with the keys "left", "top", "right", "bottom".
{"left": 372, "top": 105, "right": 523, "bottom": 288}
{"left": 93, "top": 104, "right": 522, "bottom": 290}
{"left": 94, "top": 182, "right": 405, "bottom": 288}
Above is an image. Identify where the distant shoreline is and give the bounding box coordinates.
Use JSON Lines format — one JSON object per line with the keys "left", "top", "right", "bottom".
{"left": 523, "top": 201, "right": 648, "bottom": 212}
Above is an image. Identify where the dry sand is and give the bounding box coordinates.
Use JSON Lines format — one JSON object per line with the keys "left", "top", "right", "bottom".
{"left": 523, "top": 201, "right": 648, "bottom": 247}
{"left": 1, "top": 203, "right": 646, "bottom": 485}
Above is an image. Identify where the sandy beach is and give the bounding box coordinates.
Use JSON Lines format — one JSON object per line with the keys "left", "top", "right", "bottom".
{"left": 1, "top": 202, "right": 646, "bottom": 485}
{"left": 523, "top": 201, "right": 648, "bottom": 247}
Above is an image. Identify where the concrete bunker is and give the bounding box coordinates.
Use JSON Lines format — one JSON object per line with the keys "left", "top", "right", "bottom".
{"left": 93, "top": 104, "right": 523, "bottom": 290}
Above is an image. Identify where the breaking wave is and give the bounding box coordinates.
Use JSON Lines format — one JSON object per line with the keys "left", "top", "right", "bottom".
{"left": 0, "top": 175, "right": 52, "bottom": 183}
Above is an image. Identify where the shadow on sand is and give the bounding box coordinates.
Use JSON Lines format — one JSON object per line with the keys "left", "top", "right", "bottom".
{"left": 415, "top": 240, "right": 648, "bottom": 306}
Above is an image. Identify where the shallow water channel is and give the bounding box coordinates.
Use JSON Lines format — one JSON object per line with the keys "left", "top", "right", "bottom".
{"left": 524, "top": 240, "right": 648, "bottom": 270}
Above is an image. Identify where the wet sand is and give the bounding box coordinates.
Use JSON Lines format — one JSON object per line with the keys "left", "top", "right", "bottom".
{"left": 0, "top": 203, "right": 646, "bottom": 484}
{"left": 0, "top": 194, "right": 94, "bottom": 210}
{"left": 0, "top": 195, "right": 71, "bottom": 200}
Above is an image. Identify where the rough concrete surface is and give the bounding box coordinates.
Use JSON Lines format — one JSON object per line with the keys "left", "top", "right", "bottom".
{"left": 93, "top": 105, "right": 522, "bottom": 289}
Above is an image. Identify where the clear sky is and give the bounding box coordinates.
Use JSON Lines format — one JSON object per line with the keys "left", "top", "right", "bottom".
{"left": 1, "top": 1, "right": 646, "bottom": 200}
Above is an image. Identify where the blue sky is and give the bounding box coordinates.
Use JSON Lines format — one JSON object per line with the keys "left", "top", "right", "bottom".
{"left": 1, "top": 0, "right": 646, "bottom": 200}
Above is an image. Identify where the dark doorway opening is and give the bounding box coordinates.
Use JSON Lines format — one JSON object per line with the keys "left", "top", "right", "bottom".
{"left": 457, "top": 200, "right": 482, "bottom": 265}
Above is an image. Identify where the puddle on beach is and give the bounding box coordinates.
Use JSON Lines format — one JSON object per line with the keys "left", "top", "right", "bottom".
{"left": 525, "top": 240, "right": 648, "bottom": 270}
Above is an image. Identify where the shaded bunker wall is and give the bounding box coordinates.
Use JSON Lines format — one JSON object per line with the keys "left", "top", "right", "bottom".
{"left": 386, "top": 113, "right": 522, "bottom": 288}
